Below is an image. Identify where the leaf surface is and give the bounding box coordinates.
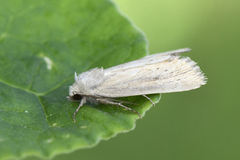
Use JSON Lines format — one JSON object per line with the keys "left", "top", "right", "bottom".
{"left": 0, "top": 0, "right": 160, "bottom": 159}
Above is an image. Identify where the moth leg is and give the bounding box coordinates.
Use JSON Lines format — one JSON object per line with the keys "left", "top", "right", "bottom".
{"left": 73, "top": 97, "right": 86, "bottom": 123}
{"left": 142, "top": 95, "right": 155, "bottom": 106}
{"left": 97, "top": 98, "right": 142, "bottom": 118}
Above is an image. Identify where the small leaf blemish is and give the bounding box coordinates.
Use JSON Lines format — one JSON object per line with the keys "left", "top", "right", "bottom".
{"left": 43, "top": 56, "right": 53, "bottom": 70}
{"left": 66, "top": 134, "right": 70, "bottom": 138}
{"left": 46, "top": 139, "right": 53, "bottom": 143}
{"left": 81, "top": 125, "right": 87, "bottom": 129}
{"left": 38, "top": 53, "right": 53, "bottom": 70}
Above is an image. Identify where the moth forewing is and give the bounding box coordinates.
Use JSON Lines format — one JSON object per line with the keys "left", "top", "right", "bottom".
{"left": 68, "top": 48, "right": 207, "bottom": 122}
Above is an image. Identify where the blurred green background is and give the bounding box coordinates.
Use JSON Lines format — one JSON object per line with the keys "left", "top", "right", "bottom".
{"left": 29, "top": 0, "right": 240, "bottom": 159}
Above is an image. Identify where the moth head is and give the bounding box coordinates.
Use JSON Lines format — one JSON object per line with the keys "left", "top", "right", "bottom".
{"left": 67, "top": 82, "right": 83, "bottom": 101}
{"left": 67, "top": 93, "right": 82, "bottom": 101}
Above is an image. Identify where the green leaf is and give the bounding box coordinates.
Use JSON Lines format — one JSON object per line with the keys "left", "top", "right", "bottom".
{"left": 0, "top": 0, "right": 160, "bottom": 159}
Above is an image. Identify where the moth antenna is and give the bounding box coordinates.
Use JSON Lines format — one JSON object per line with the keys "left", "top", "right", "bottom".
{"left": 96, "top": 98, "right": 142, "bottom": 118}
{"left": 103, "top": 97, "right": 138, "bottom": 105}
{"left": 117, "top": 103, "right": 142, "bottom": 118}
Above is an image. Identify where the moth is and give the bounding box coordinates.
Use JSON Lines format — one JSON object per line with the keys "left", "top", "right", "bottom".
{"left": 67, "top": 48, "right": 207, "bottom": 122}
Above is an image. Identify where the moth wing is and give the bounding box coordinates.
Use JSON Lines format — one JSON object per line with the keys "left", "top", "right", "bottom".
{"left": 105, "top": 48, "right": 191, "bottom": 73}
{"left": 93, "top": 48, "right": 206, "bottom": 97}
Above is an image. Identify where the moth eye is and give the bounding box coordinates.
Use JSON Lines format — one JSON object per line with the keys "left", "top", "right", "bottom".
{"left": 72, "top": 94, "right": 82, "bottom": 100}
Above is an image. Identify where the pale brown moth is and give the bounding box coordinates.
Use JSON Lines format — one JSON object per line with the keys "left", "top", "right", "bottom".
{"left": 67, "top": 48, "right": 206, "bottom": 122}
